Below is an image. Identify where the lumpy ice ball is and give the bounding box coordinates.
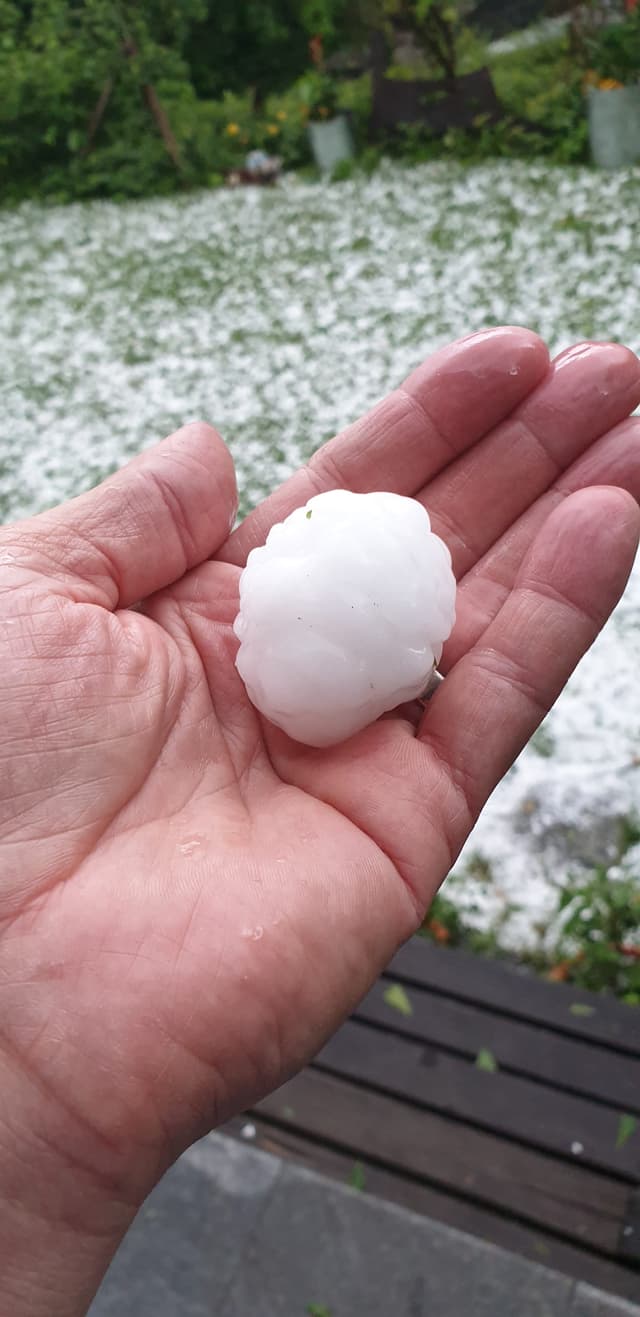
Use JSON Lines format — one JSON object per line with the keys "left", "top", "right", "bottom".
{"left": 233, "top": 490, "right": 456, "bottom": 748}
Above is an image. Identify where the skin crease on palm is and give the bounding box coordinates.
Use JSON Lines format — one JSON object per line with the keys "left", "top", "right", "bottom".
{"left": 1, "top": 327, "right": 640, "bottom": 1315}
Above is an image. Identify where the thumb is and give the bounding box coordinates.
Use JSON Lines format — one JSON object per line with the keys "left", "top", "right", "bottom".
{"left": 1, "top": 422, "right": 237, "bottom": 610}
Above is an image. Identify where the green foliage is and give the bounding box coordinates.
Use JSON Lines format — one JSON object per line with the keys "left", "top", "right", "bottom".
{"left": 616, "top": 1113, "right": 637, "bottom": 1150}
{"left": 297, "top": 70, "right": 341, "bottom": 120}
{"left": 331, "top": 155, "right": 357, "bottom": 179}
{"left": 348, "top": 1160, "right": 366, "bottom": 1190}
{"left": 585, "top": 11, "right": 640, "bottom": 84}
{"left": 0, "top": 0, "right": 206, "bottom": 202}
{"left": 182, "top": 72, "right": 368, "bottom": 182}
{"left": 185, "top": 1, "right": 310, "bottom": 102}
{"left": 352, "top": 0, "right": 469, "bottom": 82}
{"left": 182, "top": 85, "right": 315, "bottom": 177}
{"left": 475, "top": 1047, "right": 498, "bottom": 1072}
{"left": 334, "top": 72, "right": 371, "bottom": 145}
{"left": 549, "top": 860, "right": 640, "bottom": 1000}
{"left": 383, "top": 982, "right": 413, "bottom": 1016}
{"left": 186, "top": 0, "right": 355, "bottom": 104}
{"left": 0, "top": 2, "right": 605, "bottom": 201}
{"left": 491, "top": 33, "right": 589, "bottom": 163}
{"left": 358, "top": 142, "right": 384, "bottom": 173}
{"left": 422, "top": 822, "right": 640, "bottom": 1003}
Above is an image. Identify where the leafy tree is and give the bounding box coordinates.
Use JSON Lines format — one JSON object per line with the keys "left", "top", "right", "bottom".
{"left": 185, "top": 0, "right": 349, "bottom": 104}
{"left": 0, "top": 0, "right": 206, "bottom": 200}
{"left": 345, "top": 0, "right": 473, "bottom": 84}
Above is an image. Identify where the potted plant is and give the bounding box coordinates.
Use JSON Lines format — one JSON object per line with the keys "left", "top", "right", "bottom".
{"left": 583, "top": 4, "right": 640, "bottom": 167}
{"left": 300, "top": 63, "right": 355, "bottom": 173}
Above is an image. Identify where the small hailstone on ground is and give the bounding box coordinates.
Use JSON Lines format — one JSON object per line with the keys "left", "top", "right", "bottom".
{"left": 233, "top": 489, "right": 456, "bottom": 748}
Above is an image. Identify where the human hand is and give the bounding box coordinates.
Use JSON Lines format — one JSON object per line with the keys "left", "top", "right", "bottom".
{"left": 1, "top": 328, "right": 639, "bottom": 1314}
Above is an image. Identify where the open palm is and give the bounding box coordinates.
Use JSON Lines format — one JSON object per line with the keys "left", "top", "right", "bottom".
{"left": 1, "top": 329, "right": 640, "bottom": 1300}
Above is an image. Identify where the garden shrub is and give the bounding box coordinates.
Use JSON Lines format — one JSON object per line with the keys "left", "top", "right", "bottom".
{"left": 0, "top": 13, "right": 599, "bottom": 202}
{"left": 491, "top": 34, "right": 589, "bottom": 162}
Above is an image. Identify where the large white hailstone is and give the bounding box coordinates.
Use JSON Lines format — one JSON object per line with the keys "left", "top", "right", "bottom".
{"left": 233, "top": 489, "right": 456, "bottom": 748}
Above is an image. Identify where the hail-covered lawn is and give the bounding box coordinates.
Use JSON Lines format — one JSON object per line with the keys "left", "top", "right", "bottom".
{"left": 1, "top": 159, "right": 639, "bottom": 950}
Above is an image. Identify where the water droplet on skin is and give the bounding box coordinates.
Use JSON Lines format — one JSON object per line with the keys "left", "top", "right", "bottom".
{"left": 509, "top": 366, "right": 519, "bottom": 376}
{"left": 241, "top": 926, "right": 264, "bottom": 941}
{"left": 571, "top": 1141, "right": 584, "bottom": 1156}
{"left": 179, "top": 838, "right": 202, "bottom": 857}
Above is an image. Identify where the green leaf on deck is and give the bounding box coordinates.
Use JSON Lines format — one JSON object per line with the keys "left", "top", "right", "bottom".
{"left": 475, "top": 1047, "right": 498, "bottom": 1073}
{"left": 569, "top": 1003, "right": 595, "bottom": 1017}
{"left": 383, "top": 983, "right": 413, "bottom": 1017}
{"left": 307, "top": 1306, "right": 331, "bottom": 1317}
{"left": 349, "top": 1161, "right": 366, "bottom": 1191}
{"left": 616, "top": 1114, "right": 637, "bottom": 1149}
{"left": 306, "top": 508, "right": 313, "bottom": 519}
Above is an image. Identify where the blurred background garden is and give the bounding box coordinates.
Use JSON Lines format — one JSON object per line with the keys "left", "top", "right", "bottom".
{"left": 1, "top": 0, "right": 640, "bottom": 996}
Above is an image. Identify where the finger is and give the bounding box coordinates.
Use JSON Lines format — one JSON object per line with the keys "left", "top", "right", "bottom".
{"left": 423, "top": 342, "right": 640, "bottom": 579}
{"left": 220, "top": 326, "right": 549, "bottom": 567}
{"left": 419, "top": 488, "right": 640, "bottom": 861}
{"left": 444, "top": 416, "right": 640, "bottom": 667}
{"left": 3, "top": 423, "right": 238, "bottom": 610}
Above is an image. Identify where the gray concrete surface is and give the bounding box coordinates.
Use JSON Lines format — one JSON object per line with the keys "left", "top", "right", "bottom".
{"left": 569, "top": 1289, "right": 640, "bottom": 1317}
{"left": 90, "top": 1133, "right": 639, "bottom": 1317}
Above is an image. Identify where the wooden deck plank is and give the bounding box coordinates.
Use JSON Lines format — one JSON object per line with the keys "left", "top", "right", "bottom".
{"left": 316, "top": 1020, "right": 640, "bottom": 1179}
{"left": 389, "top": 941, "right": 640, "bottom": 1054}
{"left": 225, "top": 1111, "right": 640, "bottom": 1303}
{"left": 224, "top": 941, "right": 640, "bottom": 1300}
{"left": 256, "top": 1069, "right": 628, "bottom": 1254}
{"left": 357, "top": 979, "right": 640, "bottom": 1112}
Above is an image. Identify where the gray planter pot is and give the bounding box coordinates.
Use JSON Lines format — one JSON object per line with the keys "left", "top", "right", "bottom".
{"left": 307, "top": 114, "right": 354, "bottom": 174}
{"left": 588, "top": 84, "right": 640, "bottom": 169}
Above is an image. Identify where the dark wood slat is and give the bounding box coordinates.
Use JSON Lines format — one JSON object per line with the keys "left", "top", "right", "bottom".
{"left": 316, "top": 1020, "right": 640, "bottom": 1179}
{"left": 357, "top": 979, "right": 640, "bottom": 1113}
{"left": 253, "top": 1069, "right": 627, "bottom": 1254}
{"left": 224, "top": 1110, "right": 640, "bottom": 1303}
{"left": 621, "top": 1189, "right": 640, "bottom": 1263}
{"left": 389, "top": 941, "right": 640, "bottom": 1054}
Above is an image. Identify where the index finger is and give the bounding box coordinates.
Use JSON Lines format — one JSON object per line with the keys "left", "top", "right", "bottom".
{"left": 219, "top": 326, "right": 549, "bottom": 567}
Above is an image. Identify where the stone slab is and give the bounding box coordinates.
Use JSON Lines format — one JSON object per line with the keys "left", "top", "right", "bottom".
{"left": 90, "top": 1133, "right": 640, "bottom": 1317}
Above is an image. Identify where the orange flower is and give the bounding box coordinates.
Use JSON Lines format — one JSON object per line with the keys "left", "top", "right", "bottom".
{"left": 598, "top": 78, "right": 624, "bottom": 91}
{"left": 309, "top": 34, "right": 323, "bottom": 67}
{"left": 548, "top": 962, "right": 571, "bottom": 982}
{"left": 266, "top": 123, "right": 279, "bottom": 136}
{"left": 427, "top": 918, "right": 451, "bottom": 944}
{"left": 225, "top": 122, "right": 240, "bottom": 137}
